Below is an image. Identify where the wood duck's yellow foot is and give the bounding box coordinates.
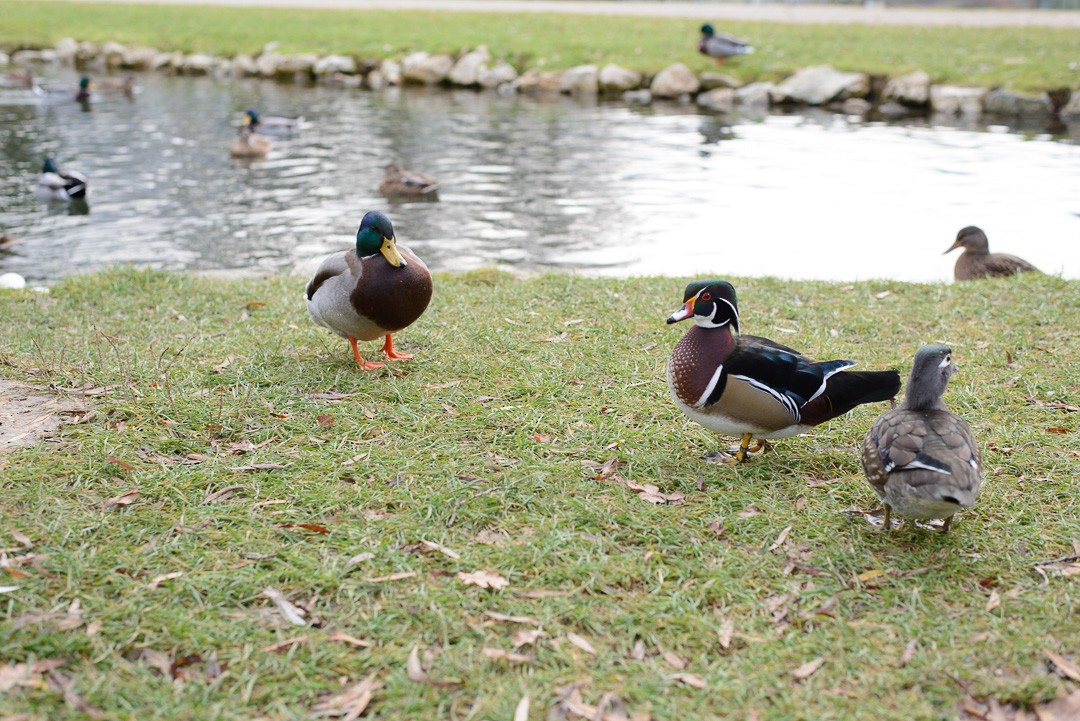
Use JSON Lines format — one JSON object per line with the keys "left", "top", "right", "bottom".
{"left": 381, "top": 334, "right": 414, "bottom": 361}
{"left": 701, "top": 451, "right": 738, "bottom": 466}
{"left": 746, "top": 439, "right": 769, "bottom": 455}
{"left": 350, "top": 337, "right": 385, "bottom": 371}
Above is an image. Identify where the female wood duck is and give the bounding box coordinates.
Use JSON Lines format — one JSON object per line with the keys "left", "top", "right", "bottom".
{"left": 945, "top": 226, "right": 1040, "bottom": 281}
{"left": 305, "top": 211, "right": 432, "bottom": 370}
{"left": 378, "top": 163, "right": 440, "bottom": 198}
{"left": 698, "top": 24, "right": 754, "bottom": 66}
{"left": 861, "top": 344, "right": 981, "bottom": 532}
{"left": 242, "top": 108, "right": 302, "bottom": 135}
{"left": 666, "top": 280, "right": 900, "bottom": 463}
{"left": 34, "top": 157, "right": 88, "bottom": 201}
{"left": 229, "top": 126, "right": 271, "bottom": 158}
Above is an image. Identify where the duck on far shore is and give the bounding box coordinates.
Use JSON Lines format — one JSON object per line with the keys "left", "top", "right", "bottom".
{"left": 698, "top": 24, "right": 755, "bottom": 66}
{"left": 945, "top": 226, "right": 1041, "bottom": 281}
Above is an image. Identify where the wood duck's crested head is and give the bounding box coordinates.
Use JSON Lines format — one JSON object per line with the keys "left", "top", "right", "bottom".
{"left": 42, "top": 156, "right": 59, "bottom": 174}
{"left": 903, "top": 343, "right": 957, "bottom": 412}
{"left": 700, "top": 23, "right": 715, "bottom": 36}
{"left": 945, "top": 226, "right": 989, "bottom": 255}
{"left": 356, "top": 210, "right": 406, "bottom": 267}
{"left": 666, "top": 279, "right": 739, "bottom": 331}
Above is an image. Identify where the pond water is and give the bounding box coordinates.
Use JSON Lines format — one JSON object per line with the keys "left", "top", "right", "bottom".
{"left": 1, "top": 72, "right": 1077, "bottom": 286}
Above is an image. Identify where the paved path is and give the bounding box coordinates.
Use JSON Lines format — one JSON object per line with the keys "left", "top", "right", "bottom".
{"left": 54, "top": 0, "right": 1080, "bottom": 28}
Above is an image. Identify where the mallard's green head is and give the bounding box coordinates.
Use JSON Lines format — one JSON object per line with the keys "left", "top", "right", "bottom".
{"left": 79, "top": 76, "right": 91, "bottom": 89}
{"left": 701, "top": 24, "right": 715, "bottom": 36}
{"left": 42, "top": 157, "right": 59, "bottom": 174}
{"left": 243, "top": 108, "right": 259, "bottom": 126}
{"left": 356, "top": 211, "right": 406, "bottom": 267}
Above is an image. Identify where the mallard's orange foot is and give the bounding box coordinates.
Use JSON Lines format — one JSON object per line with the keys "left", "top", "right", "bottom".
{"left": 381, "top": 334, "right": 414, "bottom": 361}
{"left": 350, "top": 337, "right": 385, "bottom": 371}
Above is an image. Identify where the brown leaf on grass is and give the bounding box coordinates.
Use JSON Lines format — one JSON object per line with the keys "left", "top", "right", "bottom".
{"left": 566, "top": 632, "right": 597, "bottom": 656}
{"left": 986, "top": 590, "right": 1001, "bottom": 612}
{"left": 316, "top": 414, "right": 335, "bottom": 427}
{"left": 363, "top": 572, "right": 417, "bottom": 584}
{"left": 0, "top": 658, "right": 66, "bottom": 692}
{"left": 11, "top": 530, "right": 33, "bottom": 548}
{"left": 85, "top": 620, "right": 102, "bottom": 636}
{"left": 662, "top": 650, "right": 687, "bottom": 670}
{"left": 514, "top": 696, "right": 530, "bottom": 721}
{"left": 791, "top": 657, "right": 826, "bottom": 681}
{"left": 473, "top": 529, "right": 510, "bottom": 546}
{"left": 280, "top": 523, "right": 331, "bottom": 534}
{"left": 1027, "top": 399, "right": 1080, "bottom": 412}
{"left": 1044, "top": 650, "right": 1080, "bottom": 682}
{"left": 485, "top": 610, "right": 540, "bottom": 626}
{"left": 103, "top": 489, "right": 139, "bottom": 510}
{"left": 1035, "top": 690, "right": 1080, "bottom": 721}
{"left": 262, "top": 636, "right": 308, "bottom": 653}
{"left": 406, "top": 646, "right": 426, "bottom": 682}
{"left": 1046, "top": 427, "right": 1072, "bottom": 435}
{"left": 630, "top": 639, "right": 647, "bottom": 661}
{"left": 262, "top": 587, "right": 308, "bottom": 627}
{"left": 56, "top": 599, "right": 83, "bottom": 630}
{"left": 421, "top": 540, "right": 461, "bottom": 560}
{"left": 584, "top": 458, "right": 625, "bottom": 480}
{"left": 533, "top": 433, "right": 553, "bottom": 443}
{"left": 800, "top": 593, "right": 840, "bottom": 620}
{"left": 900, "top": 638, "right": 918, "bottom": 666}
{"left": 106, "top": 454, "right": 136, "bottom": 471}
{"left": 148, "top": 572, "right": 183, "bottom": 589}
{"left": 344, "top": 552, "right": 375, "bottom": 570}
{"left": 203, "top": 485, "right": 244, "bottom": 503}
{"left": 328, "top": 631, "right": 373, "bottom": 648}
{"left": 47, "top": 670, "right": 104, "bottom": 719}
{"left": 311, "top": 673, "right": 381, "bottom": 721}
{"left": 958, "top": 690, "right": 1080, "bottom": 721}
{"left": 672, "top": 672, "right": 707, "bottom": 689}
{"left": 768, "top": 525, "right": 793, "bottom": 552}
{"left": 482, "top": 647, "right": 532, "bottom": 664}
{"left": 512, "top": 628, "right": 548, "bottom": 648}
{"left": 238, "top": 463, "right": 287, "bottom": 471}
{"left": 457, "top": 570, "right": 508, "bottom": 589}
{"left": 717, "top": 619, "right": 734, "bottom": 650}
{"left": 737, "top": 505, "right": 763, "bottom": 518}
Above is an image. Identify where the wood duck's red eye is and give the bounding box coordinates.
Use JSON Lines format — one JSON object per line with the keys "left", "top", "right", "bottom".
{"left": 700, "top": 292, "right": 712, "bottom": 301}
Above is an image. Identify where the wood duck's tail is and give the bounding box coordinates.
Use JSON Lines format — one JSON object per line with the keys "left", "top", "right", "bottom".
{"left": 802, "top": 370, "right": 901, "bottom": 426}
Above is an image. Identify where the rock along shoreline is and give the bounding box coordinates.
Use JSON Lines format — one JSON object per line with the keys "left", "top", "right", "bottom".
{"left": 4, "top": 37, "right": 1079, "bottom": 125}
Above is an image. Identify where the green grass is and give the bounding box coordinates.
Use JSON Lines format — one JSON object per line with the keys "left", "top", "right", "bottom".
{"left": 2, "top": 1, "right": 1079, "bottom": 90}
{"left": 0, "top": 269, "right": 1077, "bottom": 720}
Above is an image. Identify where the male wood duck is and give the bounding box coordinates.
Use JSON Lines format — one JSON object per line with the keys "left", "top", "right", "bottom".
{"left": 305, "top": 210, "right": 432, "bottom": 370}
{"left": 666, "top": 280, "right": 900, "bottom": 463}
{"left": 861, "top": 344, "right": 981, "bottom": 532}
{"left": 698, "top": 24, "right": 754, "bottom": 66}
{"left": 229, "top": 126, "right": 271, "bottom": 158}
{"left": 34, "top": 157, "right": 88, "bottom": 201}
{"left": 945, "top": 226, "right": 1040, "bottom": 281}
{"left": 378, "top": 162, "right": 440, "bottom": 198}
{"left": 243, "top": 108, "right": 302, "bottom": 135}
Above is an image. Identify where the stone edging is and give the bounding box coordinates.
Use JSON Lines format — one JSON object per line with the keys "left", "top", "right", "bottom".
{"left": 4, "top": 38, "right": 1078, "bottom": 122}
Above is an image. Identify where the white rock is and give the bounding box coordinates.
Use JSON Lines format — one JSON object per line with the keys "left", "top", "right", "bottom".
{"left": 478, "top": 61, "right": 517, "bottom": 89}
{"left": 448, "top": 47, "right": 490, "bottom": 86}
{"left": 882, "top": 70, "right": 931, "bottom": 106}
{"left": 771, "top": 65, "right": 869, "bottom": 105}
{"left": 277, "top": 53, "right": 318, "bottom": 76}
{"left": 256, "top": 52, "right": 285, "bottom": 77}
{"left": 929, "top": 85, "right": 988, "bottom": 116}
{"left": 1061, "top": 91, "right": 1080, "bottom": 119}
{"left": 650, "top": 63, "right": 699, "bottom": 99}
{"left": 0, "top": 52, "right": 9, "bottom": 67}
{"left": 230, "top": 54, "right": 259, "bottom": 76}
{"left": 181, "top": 54, "right": 215, "bottom": 75}
{"left": 598, "top": 64, "right": 642, "bottom": 94}
{"left": 100, "top": 41, "right": 127, "bottom": 67}
{"left": 735, "top": 81, "right": 775, "bottom": 109}
{"left": 122, "top": 47, "right": 159, "bottom": 71}
{"left": 513, "top": 69, "right": 562, "bottom": 94}
{"left": 696, "top": 87, "right": 735, "bottom": 112}
{"left": 699, "top": 72, "right": 739, "bottom": 91}
{"left": 314, "top": 54, "right": 357, "bottom": 76}
{"left": 560, "top": 64, "right": 599, "bottom": 95}
{"left": 0, "top": 273, "right": 27, "bottom": 290}
{"left": 402, "top": 51, "right": 454, "bottom": 85}
{"left": 842, "top": 97, "right": 872, "bottom": 114}
{"left": 379, "top": 59, "right": 401, "bottom": 86}
{"left": 984, "top": 88, "right": 1051, "bottom": 118}
{"left": 54, "top": 37, "right": 79, "bottom": 62}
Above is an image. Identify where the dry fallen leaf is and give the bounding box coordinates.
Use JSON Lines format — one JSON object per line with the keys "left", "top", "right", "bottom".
{"left": 672, "top": 672, "right": 707, "bottom": 689}
{"left": 900, "top": 638, "right": 918, "bottom": 667}
{"left": 768, "top": 525, "right": 792, "bottom": 552}
{"left": 406, "top": 646, "right": 426, "bottom": 683}
{"left": 663, "top": 651, "right": 686, "bottom": 670}
{"left": 791, "top": 657, "right": 826, "bottom": 681}
{"left": 1044, "top": 649, "right": 1080, "bottom": 683}
{"left": 566, "top": 632, "right": 597, "bottom": 656}
{"left": 737, "top": 505, "right": 763, "bottom": 518}
{"left": 148, "top": 572, "right": 183, "bottom": 589}
{"left": 344, "top": 552, "right": 375, "bottom": 570}
{"left": 262, "top": 587, "right": 307, "bottom": 627}
{"left": 631, "top": 639, "right": 646, "bottom": 661}
{"left": 316, "top": 414, "right": 335, "bottom": 427}
{"left": 482, "top": 647, "right": 532, "bottom": 664}
{"left": 311, "top": 673, "right": 381, "bottom": 721}
{"left": 512, "top": 628, "right": 548, "bottom": 648}
{"left": 262, "top": 636, "right": 308, "bottom": 653}
{"left": 717, "top": 619, "right": 734, "bottom": 650}
{"left": 11, "top": 530, "right": 33, "bottom": 548}
{"left": 514, "top": 695, "right": 530, "bottom": 721}
{"left": 202, "top": 485, "right": 244, "bottom": 503}
{"left": 328, "top": 631, "right": 373, "bottom": 648}
{"left": 457, "top": 570, "right": 508, "bottom": 590}
{"left": 421, "top": 540, "right": 461, "bottom": 560}
{"left": 363, "top": 572, "right": 418, "bottom": 584}
{"left": 103, "top": 489, "right": 139, "bottom": 510}
{"left": 485, "top": 611, "right": 540, "bottom": 626}
{"left": 986, "top": 590, "right": 1001, "bottom": 612}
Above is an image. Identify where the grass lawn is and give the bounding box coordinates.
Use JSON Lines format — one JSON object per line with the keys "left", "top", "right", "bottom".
{"left": 0, "top": 269, "right": 1077, "bottom": 720}
{"left": 2, "top": 1, "right": 1080, "bottom": 90}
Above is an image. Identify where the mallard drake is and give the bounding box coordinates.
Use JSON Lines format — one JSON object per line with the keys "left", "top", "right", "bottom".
{"left": 242, "top": 108, "right": 302, "bottom": 135}
{"left": 945, "top": 226, "right": 1040, "bottom": 281}
{"left": 698, "top": 24, "right": 754, "bottom": 66}
{"left": 666, "top": 280, "right": 900, "bottom": 463}
{"left": 861, "top": 344, "right": 981, "bottom": 532}
{"left": 32, "top": 75, "right": 90, "bottom": 103}
{"left": 305, "top": 210, "right": 432, "bottom": 370}
{"left": 378, "top": 163, "right": 440, "bottom": 198}
{"left": 230, "top": 126, "right": 271, "bottom": 158}
{"left": 34, "top": 157, "right": 88, "bottom": 201}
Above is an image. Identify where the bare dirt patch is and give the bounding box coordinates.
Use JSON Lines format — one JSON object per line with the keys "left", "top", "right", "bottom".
{"left": 0, "top": 379, "right": 87, "bottom": 455}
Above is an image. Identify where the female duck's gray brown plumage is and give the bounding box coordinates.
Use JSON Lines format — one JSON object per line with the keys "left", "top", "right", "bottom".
{"left": 861, "top": 344, "right": 982, "bottom": 532}
{"left": 945, "top": 226, "right": 1040, "bottom": 281}
{"left": 378, "top": 163, "right": 439, "bottom": 198}
{"left": 666, "top": 280, "right": 900, "bottom": 463}
{"left": 305, "top": 210, "right": 432, "bottom": 370}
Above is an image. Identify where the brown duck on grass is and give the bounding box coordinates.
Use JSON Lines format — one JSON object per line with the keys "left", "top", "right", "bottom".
{"left": 861, "top": 344, "right": 982, "bottom": 533}
{"left": 945, "top": 226, "right": 1041, "bottom": 281}
{"left": 305, "top": 211, "right": 432, "bottom": 370}
{"left": 666, "top": 279, "right": 901, "bottom": 464}
{"left": 378, "top": 162, "right": 439, "bottom": 198}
